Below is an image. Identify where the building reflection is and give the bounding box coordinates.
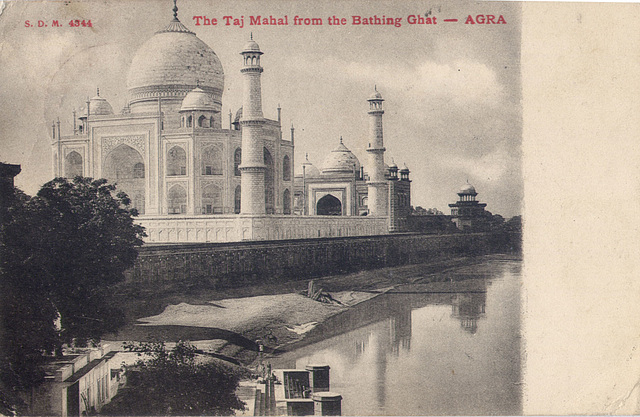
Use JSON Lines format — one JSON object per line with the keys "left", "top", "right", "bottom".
{"left": 301, "top": 280, "right": 490, "bottom": 365}
{"left": 281, "top": 277, "right": 491, "bottom": 396}
{"left": 351, "top": 295, "right": 413, "bottom": 360}
{"left": 272, "top": 262, "right": 522, "bottom": 416}
{"left": 354, "top": 284, "right": 489, "bottom": 410}
{"left": 451, "top": 290, "right": 487, "bottom": 334}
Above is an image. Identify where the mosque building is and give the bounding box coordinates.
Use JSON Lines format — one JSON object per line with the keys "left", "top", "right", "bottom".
{"left": 50, "top": 3, "right": 411, "bottom": 243}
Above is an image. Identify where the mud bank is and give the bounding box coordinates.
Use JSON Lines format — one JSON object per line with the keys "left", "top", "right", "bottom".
{"left": 105, "top": 254, "right": 520, "bottom": 364}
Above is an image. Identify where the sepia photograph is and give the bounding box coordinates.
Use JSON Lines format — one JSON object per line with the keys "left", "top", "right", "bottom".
{"left": 0, "top": 0, "right": 638, "bottom": 415}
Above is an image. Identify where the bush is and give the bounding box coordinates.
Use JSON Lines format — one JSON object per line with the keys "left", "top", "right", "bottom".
{"left": 100, "top": 341, "right": 246, "bottom": 416}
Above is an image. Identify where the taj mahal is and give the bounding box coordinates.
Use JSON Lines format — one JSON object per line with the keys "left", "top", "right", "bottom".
{"left": 51, "top": 3, "right": 413, "bottom": 243}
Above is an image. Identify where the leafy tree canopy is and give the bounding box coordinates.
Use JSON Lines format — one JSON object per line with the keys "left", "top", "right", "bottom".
{"left": 100, "top": 341, "right": 246, "bottom": 416}
{"left": 410, "top": 206, "right": 444, "bottom": 216}
{"left": 1, "top": 177, "right": 145, "bottom": 393}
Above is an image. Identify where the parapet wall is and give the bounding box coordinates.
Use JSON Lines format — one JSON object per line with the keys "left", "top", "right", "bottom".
{"left": 126, "top": 232, "right": 512, "bottom": 287}
{"left": 137, "top": 215, "right": 388, "bottom": 243}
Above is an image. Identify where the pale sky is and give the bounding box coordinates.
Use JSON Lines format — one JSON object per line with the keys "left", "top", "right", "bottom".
{"left": 0, "top": 0, "right": 522, "bottom": 218}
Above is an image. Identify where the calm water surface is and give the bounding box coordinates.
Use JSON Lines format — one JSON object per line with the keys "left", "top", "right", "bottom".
{"left": 269, "top": 257, "right": 522, "bottom": 416}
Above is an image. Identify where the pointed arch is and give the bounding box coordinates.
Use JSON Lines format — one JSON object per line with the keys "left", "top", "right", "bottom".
{"left": 234, "top": 185, "right": 241, "bottom": 214}
{"left": 103, "top": 144, "right": 145, "bottom": 214}
{"left": 198, "top": 115, "right": 207, "bottom": 127}
{"left": 264, "top": 147, "right": 274, "bottom": 214}
{"left": 317, "top": 194, "right": 342, "bottom": 216}
{"left": 282, "top": 155, "right": 291, "bottom": 182}
{"left": 234, "top": 148, "right": 242, "bottom": 176}
{"left": 167, "top": 184, "right": 187, "bottom": 214}
{"left": 64, "top": 151, "right": 83, "bottom": 178}
{"left": 132, "top": 192, "right": 145, "bottom": 215}
{"left": 283, "top": 188, "right": 291, "bottom": 215}
{"left": 202, "top": 183, "right": 222, "bottom": 214}
{"left": 133, "top": 162, "right": 145, "bottom": 178}
{"left": 201, "top": 146, "right": 222, "bottom": 175}
{"left": 167, "top": 146, "right": 186, "bottom": 176}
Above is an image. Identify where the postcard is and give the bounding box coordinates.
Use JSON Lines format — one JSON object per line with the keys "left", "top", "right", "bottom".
{"left": 0, "top": 0, "right": 638, "bottom": 415}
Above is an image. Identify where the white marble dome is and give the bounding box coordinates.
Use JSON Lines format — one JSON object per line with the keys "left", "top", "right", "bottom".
{"left": 126, "top": 19, "right": 224, "bottom": 107}
{"left": 368, "top": 89, "right": 383, "bottom": 101}
{"left": 81, "top": 94, "right": 113, "bottom": 117}
{"left": 243, "top": 39, "right": 261, "bottom": 53}
{"left": 321, "top": 138, "right": 361, "bottom": 175}
{"left": 180, "top": 87, "right": 216, "bottom": 111}
{"left": 301, "top": 155, "right": 321, "bottom": 178}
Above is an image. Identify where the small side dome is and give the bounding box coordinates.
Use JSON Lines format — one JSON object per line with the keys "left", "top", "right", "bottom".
{"left": 321, "top": 137, "right": 361, "bottom": 175}
{"left": 180, "top": 87, "right": 216, "bottom": 111}
{"left": 81, "top": 91, "right": 114, "bottom": 117}
{"left": 301, "top": 154, "right": 321, "bottom": 178}
{"left": 368, "top": 86, "right": 384, "bottom": 101}
{"left": 400, "top": 163, "right": 410, "bottom": 173}
{"left": 388, "top": 160, "right": 399, "bottom": 178}
{"left": 243, "top": 39, "right": 261, "bottom": 53}
{"left": 459, "top": 183, "right": 477, "bottom": 195}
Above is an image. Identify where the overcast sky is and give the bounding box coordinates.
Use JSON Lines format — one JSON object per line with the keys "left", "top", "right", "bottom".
{"left": 0, "top": 0, "right": 522, "bottom": 218}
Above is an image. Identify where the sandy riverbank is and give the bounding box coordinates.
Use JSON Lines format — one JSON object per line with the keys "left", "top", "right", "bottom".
{"left": 105, "top": 254, "right": 520, "bottom": 364}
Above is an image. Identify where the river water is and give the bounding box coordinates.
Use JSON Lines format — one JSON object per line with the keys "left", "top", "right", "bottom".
{"left": 269, "top": 256, "right": 522, "bottom": 416}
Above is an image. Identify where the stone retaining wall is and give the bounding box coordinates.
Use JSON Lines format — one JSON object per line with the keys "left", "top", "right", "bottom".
{"left": 126, "top": 232, "right": 515, "bottom": 287}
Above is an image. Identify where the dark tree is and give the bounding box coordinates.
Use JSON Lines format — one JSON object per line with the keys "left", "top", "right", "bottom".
{"left": 0, "top": 177, "right": 145, "bottom": 395}
{"left": 100, "top": 341, "right": 246, "bottom": 416}
{"left": 1, "top": 187, "right": 59, "bottom": 397}
{"left": 505, "top": 215, "right": 522, "bottom": 233}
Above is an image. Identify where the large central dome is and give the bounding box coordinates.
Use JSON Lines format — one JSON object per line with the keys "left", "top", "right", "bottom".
{"left": 126, "top": 18, "right": 224, "bottom": 112}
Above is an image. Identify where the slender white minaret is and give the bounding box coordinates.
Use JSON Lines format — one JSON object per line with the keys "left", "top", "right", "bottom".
{"left": 239, "top": 34, "right": 266, "bottom": 215}
{"left": 366, "top": 86, "right": 388, "bottom": 216}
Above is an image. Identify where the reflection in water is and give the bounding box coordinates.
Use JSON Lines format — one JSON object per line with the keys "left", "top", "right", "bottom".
{"left": 451, "top": 292, "right": 487, "bottom": 334}
{"left": 270, "top": 258, "right": 521, "bottom": 416}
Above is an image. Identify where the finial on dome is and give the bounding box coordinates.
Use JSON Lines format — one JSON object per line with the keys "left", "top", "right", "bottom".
{"left": 374, "top": 84, "right": 377, "bottom": 91}
{"left": 172, "top": 0, "right": 178, "bottom": 20}
{"left": 196, "top": 79, "right": 200, "bottom": 87}
{"left": 339, "top": 136, "right": 343, "bottom": 144}
{"left": 250, "top": 32, "right": 253, "bottom": 40}
{"left": 96, "top": 87, "right": 100, "bottom": 97}
{"left": 305, "top": 152, "right": 309, "bottom": 160}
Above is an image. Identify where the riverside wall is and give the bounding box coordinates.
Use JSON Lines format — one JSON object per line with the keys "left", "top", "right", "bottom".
{"left": 125, "top": 232, "right": 517, "bottom": 288}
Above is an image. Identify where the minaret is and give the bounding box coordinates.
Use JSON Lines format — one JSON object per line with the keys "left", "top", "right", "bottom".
{"left": 239, "top": 34, "right": 266, "bottom": 215}
{"left": 366, "top": 86, "right": 388, "bottom": 216}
